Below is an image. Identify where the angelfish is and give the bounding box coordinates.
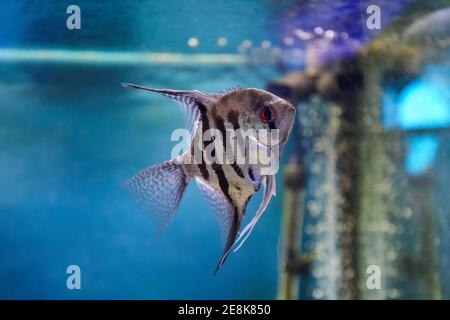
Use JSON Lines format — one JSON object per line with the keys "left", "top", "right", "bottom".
{"left": 122, "top": 83, "right": 296, "bottom": 273}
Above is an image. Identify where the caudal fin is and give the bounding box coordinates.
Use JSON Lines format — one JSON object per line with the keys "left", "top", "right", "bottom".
{"left": 124, "top": 159, "right": 188, "bottom": 236}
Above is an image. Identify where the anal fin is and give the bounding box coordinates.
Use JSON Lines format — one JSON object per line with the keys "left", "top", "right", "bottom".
{"left": 195, "top": 178, "right": 246, "bottom": 274}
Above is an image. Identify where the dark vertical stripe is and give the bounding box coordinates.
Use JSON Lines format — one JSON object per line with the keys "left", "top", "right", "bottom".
{"left": 197, "top": 103, "right": 210, "bottom": 181}
{"left": 198, "top": 161, "right": 209, "bottom": 180}
{"left": 215, "top": 115, "right": 245, "bottom": 179}
{"left": 214, "top": 116, "right": 227, "bottom": 144}
{"left": 212, "top": 116, "right": 232, "bottom": 201}
{"left": 248, "top": 167, "right": 255, "bottom": 182}
{"left": 227, "top": 110, "right": 246, "bottom": 179}
{"left": 212, "top": 163, "right": 232, "bottom": 203}
{"left": 227, "top": 110, "right": 240, "bottom": 130}
{"left": 231, "top": 163, "right": 244, "bottom": 179}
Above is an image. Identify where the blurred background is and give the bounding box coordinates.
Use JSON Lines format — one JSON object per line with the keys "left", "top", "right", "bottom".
{"left": 0, "top": 0, "right": 449, "bottom": 299}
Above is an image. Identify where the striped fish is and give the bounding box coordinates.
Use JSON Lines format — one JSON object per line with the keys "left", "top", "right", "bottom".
{"left": 122, "top": 83, "right": 296, "bottom": 274}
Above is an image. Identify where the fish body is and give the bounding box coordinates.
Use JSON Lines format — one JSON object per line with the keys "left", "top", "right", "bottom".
{"left": 122, "top": 83, "right": 295, "bottom": 273}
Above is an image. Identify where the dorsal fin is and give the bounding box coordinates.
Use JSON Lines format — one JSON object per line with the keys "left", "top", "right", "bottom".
{"left": 205, "top": 86, "right": 245, "bottom": 99}
{"left": 121, "top": 83, "right": 219, "bottom": 134}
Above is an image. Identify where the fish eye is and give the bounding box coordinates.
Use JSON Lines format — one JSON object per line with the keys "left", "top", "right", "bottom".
{"left": 259, "top": 105, "right": 274, "bottom": 123}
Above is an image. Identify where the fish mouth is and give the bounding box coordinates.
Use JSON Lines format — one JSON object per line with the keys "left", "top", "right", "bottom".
{"left": 248, "top": 135, "right": 284, "bottom": 150}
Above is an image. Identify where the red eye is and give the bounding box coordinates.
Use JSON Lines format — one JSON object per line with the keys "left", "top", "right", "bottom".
{"left": 259, "top": 105, "right": 274, "bottom": 123}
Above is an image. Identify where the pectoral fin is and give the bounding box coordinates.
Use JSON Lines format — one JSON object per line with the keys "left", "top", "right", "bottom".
{"left": 232, "top": 174, "right": 276, "bottom": 252}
